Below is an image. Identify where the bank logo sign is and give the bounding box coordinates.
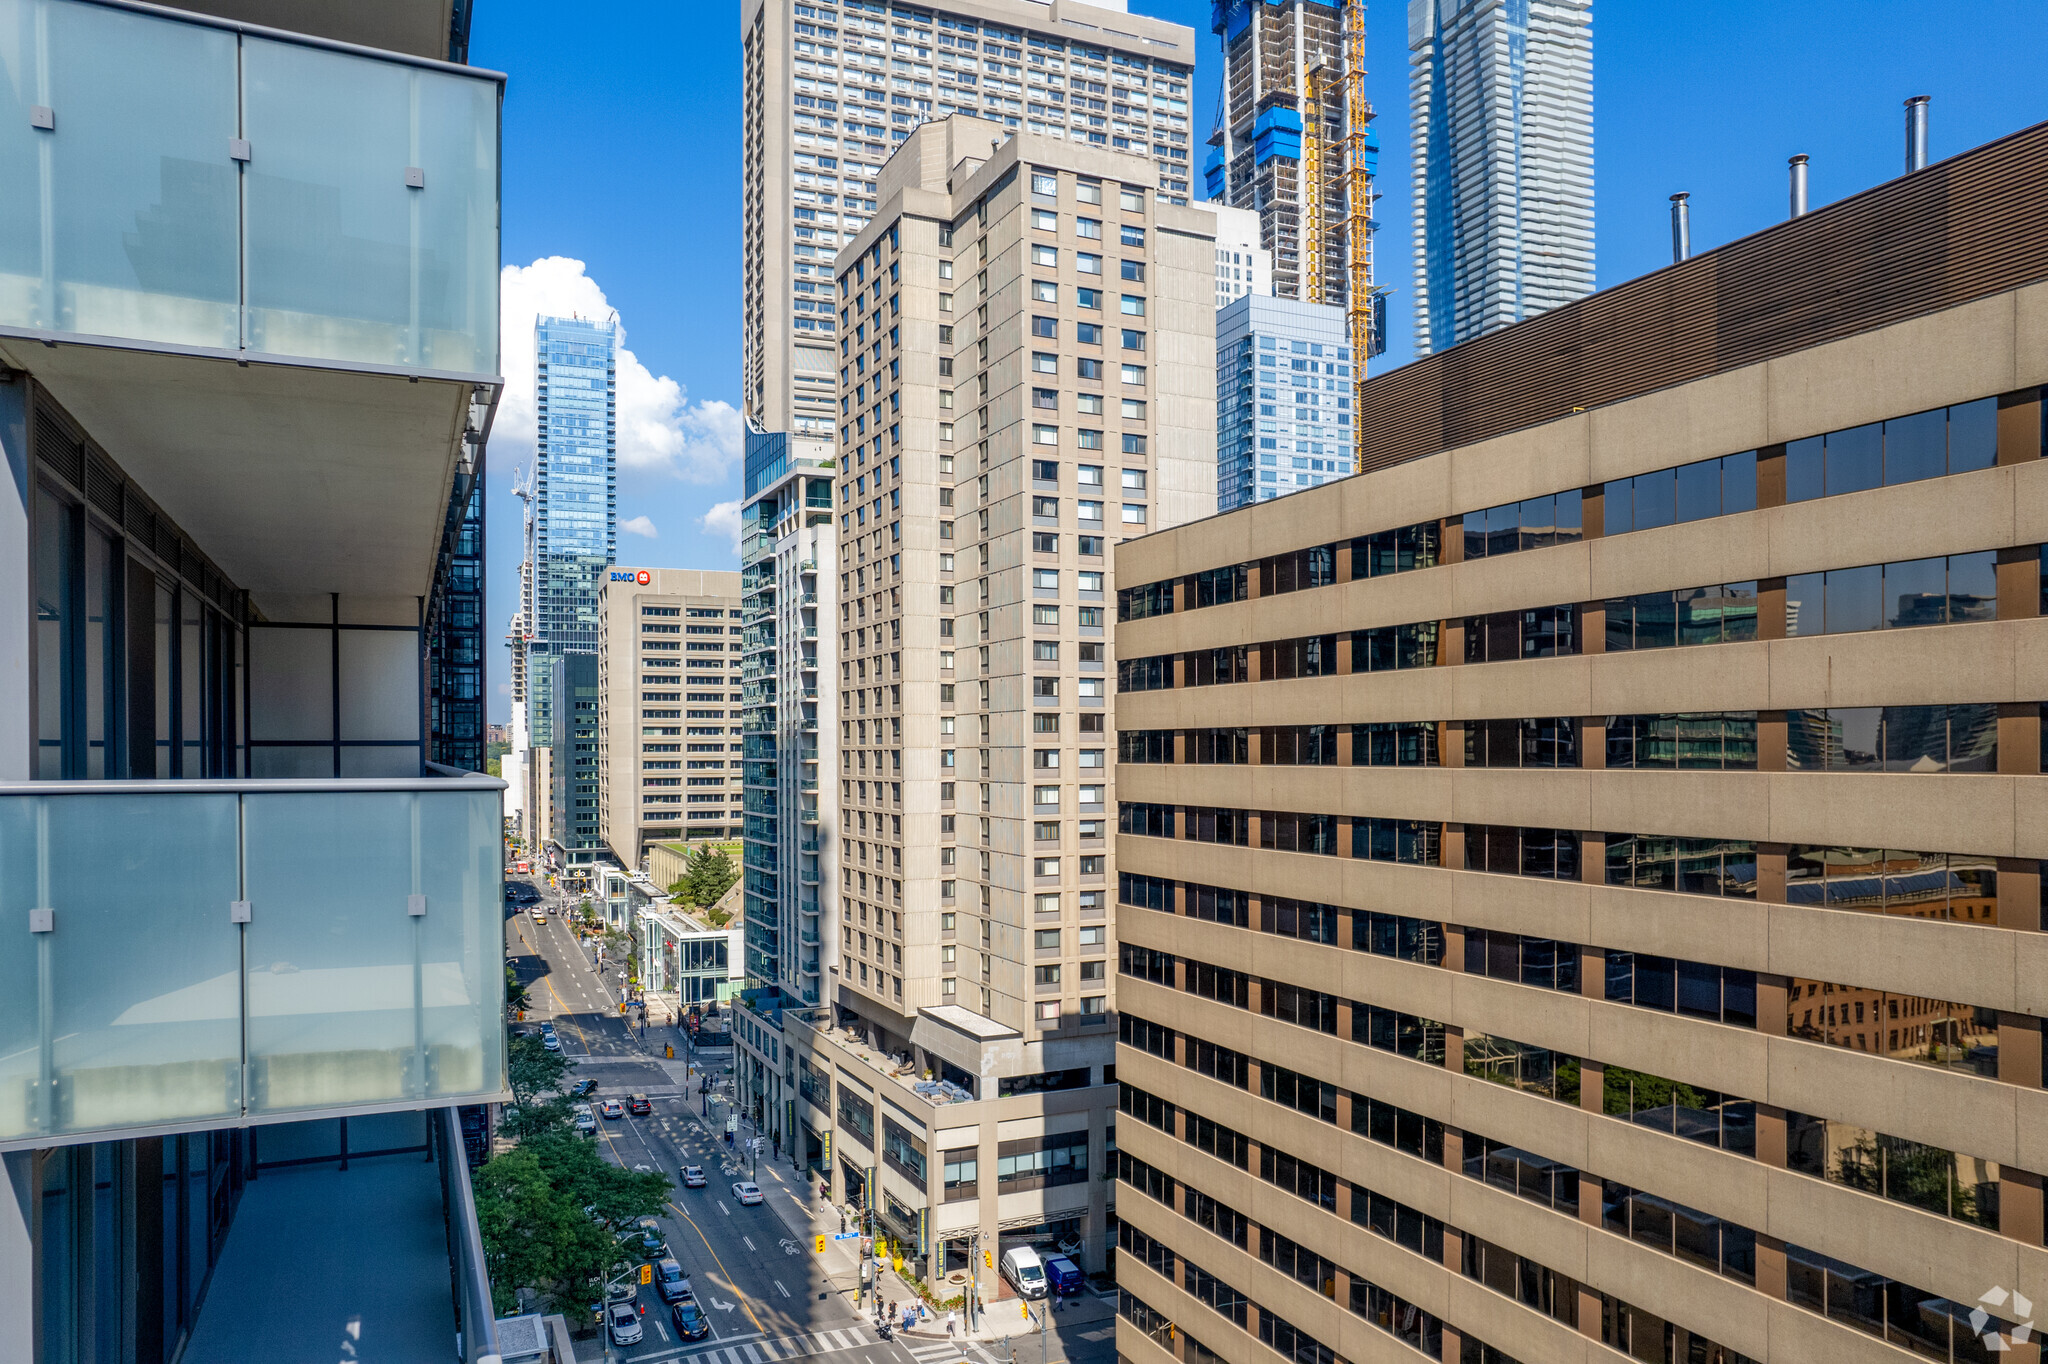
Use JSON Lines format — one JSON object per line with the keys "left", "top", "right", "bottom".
{"left": 610, "top": 570, "right": 651, "bottom": 585}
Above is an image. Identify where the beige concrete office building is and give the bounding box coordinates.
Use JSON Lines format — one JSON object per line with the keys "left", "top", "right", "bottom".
{"left": 1110, "top": 123, "right": 2048, "bottom": 1364}
{"left": 598, "top": 567, "right": 746, "bottom": 867}
{"left": 787, "top": 115, "right": 1215, "bottom": 1284}
{"left": 740, "top": 0, "right": 1198, "bottom": 440}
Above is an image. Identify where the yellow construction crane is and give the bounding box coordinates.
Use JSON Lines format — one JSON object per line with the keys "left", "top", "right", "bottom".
{"left": 1340, "top": 0, "right": 1380, "bottom": 470}
{"left": 1302, "top": 64, "right": 1324, "bottom": 305}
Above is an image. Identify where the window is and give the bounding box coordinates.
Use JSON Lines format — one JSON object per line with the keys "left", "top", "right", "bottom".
{"left": 1031, "top": 245, "right": 1057, "bottom": 266}
{"left": 1119, "top": 187, "right": 1144, "bottom": 211}
{"left": 1035, "top": 786, "right": 1060, "bottom": 806}
{"left": 1121, "top": 504, "right": 1148, "bottom": 525}
{"left": 1075, "top": 181, "right": 1103, "bottom": 205}
{"left": 1031, "top": 172, "right": 1057, "bottom": 196}
{"left": 1077, "top": 394, "right": 1104, "bottom": 414}
{"left": 1033, "top": 568, "right": 1060, "bottom": 589}
{"left": 1121, "top": 364, "right": 1145, "bottom": 384}
{"left": 1120, "top": 224, "right": 1144, "bottom": 247}
{"left": 1032, "top": 208, "right": 1058, "bottom": 231}
{"left": 1121, "top": 330, "right": 1145, "bottom": 351}
{"left": 1077, "top": 465, "right": 1103, "bottom": 486}
{"left": 1077, "top": 252, "right": 1102, "bottom": 274}
{"left": 1032, "top": 424, "right": 1058, "bottom": 446}
{"left": 1077, "top": 287, "right": 1102, "bottom": 309}
{"left": 1032, "top": 460, "right": 1059, "bottom": 483}
{"left": 1033, "top": 641, "right": 1060, "bottom": 661}
{"left": 1032, "top": 280, "right": 1058, "bottom": 302}
{"left": 1033, "top": 352, "right": 1058, "bottom": 373}
{"left": 1078, "top": 500, "right": 1103, "bottom": 522}
{"left": 1121, "top": 468, "right": 1147, "bottom": 491}
{"left": 1077, "top": 218, "right": 1102, "bottom": 239}
{"left": 1121, "top": 398, "right": 1146, "bottom": 418}
{"left": 1032, "top": 316, "right": 1058, "bottom": 338}
{"left": 1120, "top": 294, "right": 1145, "bottom": 315}
{"left": 1033, "top": 605, "right": 1060, "bottom": 625}
{"left": 1077, "top": 357, "right": 1103, "bottom": 379}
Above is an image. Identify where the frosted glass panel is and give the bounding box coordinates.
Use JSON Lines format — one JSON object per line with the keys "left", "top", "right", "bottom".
{"left": 0, "top": 1, "right": 239, "bottom": 345}
{"left": 247, "top": 627, "right": 332, "bottom": 741}
{"left": 242, "top": 789, "right": 501, "bottom": 1115}
{"left": 244, "top": 38, "right": 499, "bottom": 371}
{"left": 0, "top": 792, "right": 242, "bottom": 1143}
{"left": 340, "top": 628, "right": 423, "bottom": 741}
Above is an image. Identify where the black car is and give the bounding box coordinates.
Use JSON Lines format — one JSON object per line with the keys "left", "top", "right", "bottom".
{"left": 627, "top": 1093, "right": 652, "bottom": 1116}
{"left": 570, "top": 1078, "right": 598, "bottom": 1098}
{"left": 671, "top": 1298, "right": 709, "bottom": 1339}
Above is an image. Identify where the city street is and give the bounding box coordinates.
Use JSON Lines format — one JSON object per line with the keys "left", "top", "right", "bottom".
{"left": 504, "top": 879, "right": 1122, "bottom": 1364}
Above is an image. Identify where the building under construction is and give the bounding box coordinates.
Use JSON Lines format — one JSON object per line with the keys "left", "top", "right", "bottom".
{"left": 1206, "top": 0, "right": 1383, "bottom": 358}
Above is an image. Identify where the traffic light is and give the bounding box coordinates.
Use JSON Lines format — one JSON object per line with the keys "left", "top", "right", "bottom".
{"left": 640, "top": 1264, "right": 652, "bottom": 1285}
{"left": 816, "top": 1235, "right": 827, "bottom": 1253}
{"left": 983, "top": 1250, "right": 993, "bottom": 1269}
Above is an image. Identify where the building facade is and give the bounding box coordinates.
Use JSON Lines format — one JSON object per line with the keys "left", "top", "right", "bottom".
{"left": 0, "top": 0, "right": 508, "bottom": 1355}
{"left": 1408, "top": 0, "right": 1594, "bottom": 354}
{"left": 733, "top": 429, "right": 842, "bottom": 1157}
{"left": 739, "top": 0, "right": 1198, "bottom": 440}
{"left": 793, "top": 114, "right": 1215, "bottom": 1288}
{"left": 597, "top": 567, "right": 745, "bottom": 869}
{"left": 1114, "top": 121, "right": 2048, "bottom": 1364}
{"left": 1203, "top": 201, "right": 1272, "bottom": 310}
{"left": 527, "top": 313, "right": 618, "bottom": 784}
{"left": 1215, "top": 293, "right": 1356, "bottom": 511}
{"left": 548, "top": 650, "right": 603, "bottom": 871}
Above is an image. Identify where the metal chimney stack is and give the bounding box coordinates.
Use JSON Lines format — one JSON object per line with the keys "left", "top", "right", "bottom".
{"left": 1905, "top": 95, "right": 1930, "bottom": 171}
{"left": 1788, "top": 155, "right": 1810, "bottom": 218}
{"left": 1669, "top": 193, "right": 1691, "bottom": 263}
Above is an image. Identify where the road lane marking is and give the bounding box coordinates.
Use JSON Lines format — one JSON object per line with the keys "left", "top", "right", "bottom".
{"left": 719, "top": 1200, "right": 731, "bottom": 1216}
{"left": 773, "top": 1280, "right": 789, "bottom": 1299}
{"left": 665, "top": 1200, "right": 765, "bottom": 1333}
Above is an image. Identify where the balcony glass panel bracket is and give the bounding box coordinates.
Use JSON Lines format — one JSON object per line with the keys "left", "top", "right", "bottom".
{"left": 0, "top": 776, "right": 507, "bottom": 1149}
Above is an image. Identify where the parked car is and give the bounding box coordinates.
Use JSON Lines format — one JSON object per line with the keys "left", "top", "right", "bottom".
{"left": 654, "top": 1257, "right": 691, "bottom": 1304}
{"left": 636, "top": 1217, "right": 668, "bottom": 1258}
{"left": 606, "top": 1301, "right": 642, "bottom": 1346}
{"left": 682, "top": 1165, "right": 707, "bottom": 1188}
{"left": 1001, "top": 1246, "right": 1048, "bottom": 1300}
{"left": 672, "top": 1298, "right": 710, "bottom": 1340}
{"left": 573, "top": 1104, "right": 596, "bottom": 1135}
{"left": 731, "top": 1181, "right": 763, "bottom": 1206}
{"left": 599, "top": 1099, "right": 624, "bottom": 1120}
{"left": 628, "top": 1093, "right": 652, "bottom": 1116}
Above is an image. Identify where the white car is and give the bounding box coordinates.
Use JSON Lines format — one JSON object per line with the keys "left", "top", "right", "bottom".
{"left": 731, "top": 1181, "right": 763, "bottom": 1206}
{"left": 607, "top": 1301, "right": 643, "bottom": 1346}
{"left": 573, "top": 1104, "right": 595, "bottom": 1135}
{"left": 541, "top": 1032, "right": 560, "bottom": 1052}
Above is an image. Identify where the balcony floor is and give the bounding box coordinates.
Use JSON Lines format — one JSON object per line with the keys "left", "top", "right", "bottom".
{"left": 181, "top": 1145, "right": 457, "bottom": 1364}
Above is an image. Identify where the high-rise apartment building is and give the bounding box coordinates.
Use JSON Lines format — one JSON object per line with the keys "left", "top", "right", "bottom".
{"left": 597, "top": 567, "right": 746, "bottom": 868}
{"left": 781, "top": 114, "right": 1214, "bottom": 1290}
{"left": 1215, "top": 293, "right": 1356, "bottom": 510}
{"left": 527, "top": 313, "right": 618, "bottom": 794}
{"left": 1207, "top": 0, "right": 1375, "bottom": 316}
{"left": 1409, "top": 0, "right": 1594, "bottom": 353}
{"left": 732, "top": 431, "right": 840, "bottom": 1148}
{"left": 739, "top": 0, "right": 1198, "bottom": 440}
{"left": 1114, "top": 121, "right": 2048, "bottom": 1364}
{"left": 0, "top": 0, "right": 508, "bottom": 1351}
{"left": 1203, "top": 201, "right": 1271, "bottom": 309}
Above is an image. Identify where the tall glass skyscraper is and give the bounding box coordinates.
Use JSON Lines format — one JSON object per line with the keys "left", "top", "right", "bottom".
{"left": 528, "top": 314, "right": 617, "bottom": 768}
{"left": 1408, "top": 0, "right": 1594, "bottom": 354}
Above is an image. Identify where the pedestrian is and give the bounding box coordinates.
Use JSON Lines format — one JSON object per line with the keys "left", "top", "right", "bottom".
{"left": 946, "top": 1310, "right": 957, "bottom": 1338}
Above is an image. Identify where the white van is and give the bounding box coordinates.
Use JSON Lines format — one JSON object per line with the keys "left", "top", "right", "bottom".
{"left": 1000, "top": 1245, "right": 1048, "bottom": 1300}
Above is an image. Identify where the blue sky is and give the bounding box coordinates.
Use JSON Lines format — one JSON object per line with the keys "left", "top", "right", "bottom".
{"left": 474, "top": 0, "right": 2047, "bottom": 723}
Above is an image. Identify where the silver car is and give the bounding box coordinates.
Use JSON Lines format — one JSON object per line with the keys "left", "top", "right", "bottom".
{"left": 607, "top": 1301, "right": 643, "bottom": 1346}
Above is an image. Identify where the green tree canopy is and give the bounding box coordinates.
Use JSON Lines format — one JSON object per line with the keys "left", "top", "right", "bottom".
{"left": 677, "top": 845, "right": 739, "bottom": 908}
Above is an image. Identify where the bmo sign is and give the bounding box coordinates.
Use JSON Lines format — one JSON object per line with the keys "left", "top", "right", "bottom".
{"left": 610, "top": 569, "right": 652, "bottom": 585}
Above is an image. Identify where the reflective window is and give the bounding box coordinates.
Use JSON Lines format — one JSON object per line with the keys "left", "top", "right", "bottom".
{"left": 1784, "top": 396, "right": 1997, "bottom": 501}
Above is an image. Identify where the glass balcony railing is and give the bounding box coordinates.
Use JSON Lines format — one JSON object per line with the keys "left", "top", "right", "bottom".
{"left": 0, "top": 0, "right": 501, "bottom": 374}
{"left": 0, "top": 776, "right": 507, "bottom": 1147}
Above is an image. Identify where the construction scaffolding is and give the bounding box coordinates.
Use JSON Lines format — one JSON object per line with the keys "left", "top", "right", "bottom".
{"left": 1340, "top": 0, "right": 1381, "bottom": 457}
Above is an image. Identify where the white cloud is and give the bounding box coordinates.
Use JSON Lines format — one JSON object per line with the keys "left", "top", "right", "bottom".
{"left": 496, "top": 256, "right": 741, "bottom": 485}
{"left": 620, "top": 515, "right": 658, "bottom": 539}
{"left": 700, "top": 500, "right": 743, "bottom": 556}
